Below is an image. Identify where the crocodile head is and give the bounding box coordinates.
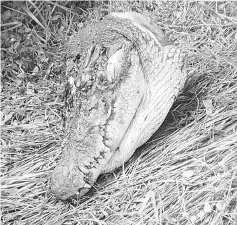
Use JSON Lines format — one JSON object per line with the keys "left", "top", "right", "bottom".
{"left": 51, "top": 12, "right": 187, "bottom": 200}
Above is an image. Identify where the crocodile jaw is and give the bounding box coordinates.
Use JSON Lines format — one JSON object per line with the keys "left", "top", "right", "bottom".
{"left": 50, "top": 61, "right": 145, "bottom": 200}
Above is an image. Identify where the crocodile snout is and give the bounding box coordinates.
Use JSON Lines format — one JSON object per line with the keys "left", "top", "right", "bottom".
{"left": 51, "top": 161, "right": 91, "bottom": 200}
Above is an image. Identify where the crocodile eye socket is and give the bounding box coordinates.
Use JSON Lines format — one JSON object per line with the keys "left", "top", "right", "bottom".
{"left": 74, "top": 54, "right": 81, "bottom": 63}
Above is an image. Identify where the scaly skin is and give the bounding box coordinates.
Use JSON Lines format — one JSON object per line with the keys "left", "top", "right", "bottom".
{"left": 51, "top": 12, "right": 187, "bottom": 200}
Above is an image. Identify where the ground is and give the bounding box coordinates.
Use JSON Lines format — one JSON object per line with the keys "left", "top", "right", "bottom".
{"left": 1, "top": 1, "right": 237, "bottom": 225}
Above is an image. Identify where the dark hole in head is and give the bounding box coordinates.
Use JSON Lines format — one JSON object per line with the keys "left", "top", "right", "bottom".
{"left": 100, "top": 46, "right": 107, "bottom": 55}
{"left": 74, "top": 54, "right": 81, "bottom": 64}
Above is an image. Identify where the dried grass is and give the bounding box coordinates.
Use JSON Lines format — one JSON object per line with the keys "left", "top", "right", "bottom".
{"left": 1, "top": 1, "right": 237, "bottom": 225}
